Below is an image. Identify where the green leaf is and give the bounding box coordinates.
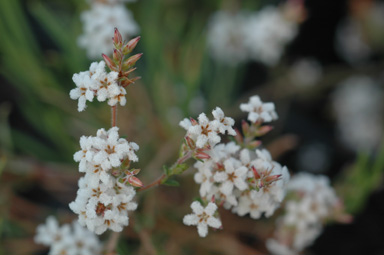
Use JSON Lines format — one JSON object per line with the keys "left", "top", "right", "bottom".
{"left": 162, "top": 178, "right": 180, "bottom": 187}
{"left": 170, "top": 163, "right": 188, "bottom": 175}
{"left": 163, "top": 165, "right": 171, "bottom": 176}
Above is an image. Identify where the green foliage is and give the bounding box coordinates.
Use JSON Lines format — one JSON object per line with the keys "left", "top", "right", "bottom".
{"left": 336, "top": 141, "right": 384, "bottom": 214}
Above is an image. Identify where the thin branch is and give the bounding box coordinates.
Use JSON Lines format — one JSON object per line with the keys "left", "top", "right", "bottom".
{"left": 111, "top": 105, "right": 117, "bottom": 127}
{"left": 138, "top": 174, "right": 167, "bottom": 192}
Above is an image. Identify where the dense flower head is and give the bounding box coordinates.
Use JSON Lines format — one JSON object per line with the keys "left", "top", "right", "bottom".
{"left": 267, "top": 173, "right": 350, "bottom": 255}
{"left": 179, "top": 107, "right": 236, "bottom": 148}
{"left": 206, "top": 6, "right": 298, "bottom": 66}
{"left": 70, "top": 61, "right": 130, "bottom": 111}
{"left": 193, "top": 143, "right": 290, "bottom": 220}
{"left": 183, "top": 201, "right": 222, "bottom": 237}
{"left": 79, "top": 2, "right": 139, "bottom": 59}
{"left": 240, "top": 95, "right": 278, "bottom": 123}
{"left": 35, "top": 216, "right": 102, "bottom": 255}
{"left": 69, "top": 127, "right": 139, "bottom": 234}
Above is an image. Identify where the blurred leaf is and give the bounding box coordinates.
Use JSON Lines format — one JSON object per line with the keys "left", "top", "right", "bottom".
{"left": 162, "top": 178, "right": 180, "bottom": 187}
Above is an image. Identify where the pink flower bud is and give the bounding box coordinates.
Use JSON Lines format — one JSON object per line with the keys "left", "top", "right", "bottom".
{"left": 113, "top": 28, "right": 123, "bottom": 49}
{"left": 195, "top": 151, "right": 211, "bottom": 160}
{"left": 241, "top": 120, "right": 250, "bottom": 135}
{"left": 123, "top": 53, "right": 143, "bottom": 69}
{"left": 122, "top": 36, "right": 141, "bottom": 55}
{"left": 185, "top": 136, "right": 196, "bottom": 149}
{"left": 113, "top": 49, "right": 122, "bottom": 62}
{"left": 252, "top": 166, "right": 261, "bottom": 179}
{"left": 128, "top": 176, "right": 143, "bottom": 187}
{"left": 102, "top": 54, "right": 117, "bottom": 71}
{"left": 190, "top": 118, "right": 198, "bottom": 126}
{"left": 255, "top": 125, "right": 273, "bottom": 136}
{"left": 264, "top": 174, "right": 281, "bottom": 184}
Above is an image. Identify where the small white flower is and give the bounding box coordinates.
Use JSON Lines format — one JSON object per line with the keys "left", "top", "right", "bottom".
{"left": 214, "top": 158, "right": 248, "bottom": 195}
{"left": 211, "top": 107, "right": 236, "bottom": 136}
{"left": 194, "top": 163, "right": 214, "bottom": 197}
{"left": 188, "top": 113, "right": 221, "bottom": 148}
{"left": 240, "top": 95, "right": 278, "bottom": 123}
{"left": 183, "top": 201, "right": 222, "bottom": 237}
{"left": 78, "top": 3, "right": 139, "bottom": 59}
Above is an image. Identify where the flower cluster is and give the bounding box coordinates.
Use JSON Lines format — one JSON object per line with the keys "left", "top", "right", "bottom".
{"left": 182, "top": 96, "right": 290, "bottom": 237}
{"left": 267, "top": 173, "right": 351, "bottom": 255}
{"left": 179, "top": 107, "right": 236, "bottom": 149}
{"left": 69, "top": 127, "right": 140, "bottom": 234}
{"left": 78, "top": 0, "right": 139, "bottom": 59}
{"left": 70, "top": 61, "right": 123, "bottom": 111}
{"left": 332, "top": 76, "right": 383, "bottom": 152}
{"left": 207, "top": 3, "right": 303, "bottom": 66}
{"left": 35, "top": 216, "right": 102, "bottom": 255}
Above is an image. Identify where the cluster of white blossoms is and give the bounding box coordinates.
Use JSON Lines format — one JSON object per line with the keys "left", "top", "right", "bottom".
{"left": 267, "top": 173, "right": 349, "bottom": 255}
{"left": 207, "top": 5, "right": 298, "bottom": 66}
{"left": 70, "top": 61, "right": 126, "bottom": 112}
{"left": 194, "top": 145, "right": 290, "bottom": 219}
{"left": 69, "top": 127, "right": 139, "bottom": 234}
{"left": 182, "top": 96, "right": 290, "bottom": 237}
{"left": 79, "top": 0, "right": 139, "bottom": 59}
{"left": 35, "top": 216, "right": 102, "bottom": 255}
{"left": 179, "top": 107, "right": 236, "bottom": 149}
{"left": 332, "top": 76, "right": 383, "bottom": 152}
{"left": 240, "top": 95, "right": 278, "bottom": 123}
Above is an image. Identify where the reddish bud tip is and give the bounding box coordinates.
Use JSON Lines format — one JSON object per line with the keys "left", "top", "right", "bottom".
{"left": 128, "top": 176, "right": 143, "bottom": 187}
{"left": 113, "top": 28, "right": 123, "bottom": 48}
{"left": 252, "top": 166, "right": 261, "bottom": 179}
{"left": 102, "top": 54, "right": 117, "bottom": 71}
{"left": 122, "top": 36, "right": 141, "bottom": 55}
{"left": 211, "top": 195, "right": 216, "bottom": 203}
{"left": 190, "top": 118, "right": 198, "bottom": 126}
{"left": 195, "top": 152, "right": 211, "bottom": 160}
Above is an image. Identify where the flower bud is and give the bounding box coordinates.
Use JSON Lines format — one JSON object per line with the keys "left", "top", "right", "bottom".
{"left": 195, "top": 151, "right": 211, "bottom": 160}
{"left": 122, "top": 36, "right": 141, "bottom": 55}
{"left": 113, "top": 27, "right": 123, "bottom": 49}
{"left": 252, "top": 166, "right": 261, "bottom": 179}
{"left": 113, "top": 49, "right": 122, "bottom": 62}
{"left": 185, "top": 136, "right": 196, "bottom": 150}
{"left": 242, "top": 120, "right": 250, "bottom": 136}
{"left": 102, "top": 54, "right": 117, "bottom": 71}
{"left": 128, "top": 176, "right": 143, "bottom": 187}
{"left": 123, "top": 53, "right": 143, "bottom": 70}
{"left": 255, "top": 125, "right": 273, "bottom": 136}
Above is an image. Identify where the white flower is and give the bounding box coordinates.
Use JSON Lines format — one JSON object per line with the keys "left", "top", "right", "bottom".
{"left": 34, "top": 216, "right": 70, "bottom": 246}
{"left": 194, "top": 163, "right": 214, "bottom": 197}
{"left": 289, "top": 58, "right": 322, "bottom": 87}
{"left": 240, "top": 95, "right": 278, "bottom": 123}
{"left": 78, "top": 3, "right": 139, "bottom": 59}
{"left": 183, "top": 201, "right": 222, "bottom": 237}
{"left": 211, "top": 107, "right": 236, "bottom": 136}
{"left": 70, "top": 61, "right": 123, "bottom": 111}
{"left": 243, "top": 7, "right": 297, "bottom": 66}
{"left": 188, "top": 113, "right": 221, "bottom": 148}
{"left": 35, "top": 217, "right": 102, "bottom": 255}
{"left": 214, "top": 158, "right": 248, "bottom": 195}
{"left": 206, "top": 11, "right": 250, "bottom": 65}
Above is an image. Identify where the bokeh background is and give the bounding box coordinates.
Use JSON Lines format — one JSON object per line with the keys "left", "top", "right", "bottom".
{"left": 1, "top": 0, "right": 384, "bottom": 254}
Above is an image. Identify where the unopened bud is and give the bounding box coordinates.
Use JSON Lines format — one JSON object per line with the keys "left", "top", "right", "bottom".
{"left": 195, "top": 151, "right": 211, "bottom": 160}
{"left": 190, "top": 118, "right": 198, "bottom": 126}
{"left": 255, "top": 125, "right": 273, "bottom": 136}
{"left": 185, "top": 136, "right": 196, "bottom": 149}
{"left": 234, "top": 129, "right": 243, "bottom": 145}
{"left": 113, "top": 27, "right": 123, "bottom": 49}
{"left": 248, "top": 140, "right": 262, "bottom": 149}
{"left": 242, "top": 120, "right": 250, "bottom": 136}
{"left": 211, "top": 195, "right": 216, "bottom": 203}
{"left": 113, "top": 49, "right": 123, "bottom": 62}
{"left": 252, "top": 166, "right": 261, "bottom": 179}
{"left": 128, "top": 176, "right": 143, "bottom": 187}
{"left": 264, "top": 174, "right": 282, "bottom": 184}
{"left": 131, "top": 168, "right": 141, "bottom": 175}
{"left": 102, "top": 54, "right": 117, "bottom": 71}
{"left": 123, "top": 53, "right": 143, "bottom": 69}
{"left": 122, "top": 36, "right": 141, "bottom": 55}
